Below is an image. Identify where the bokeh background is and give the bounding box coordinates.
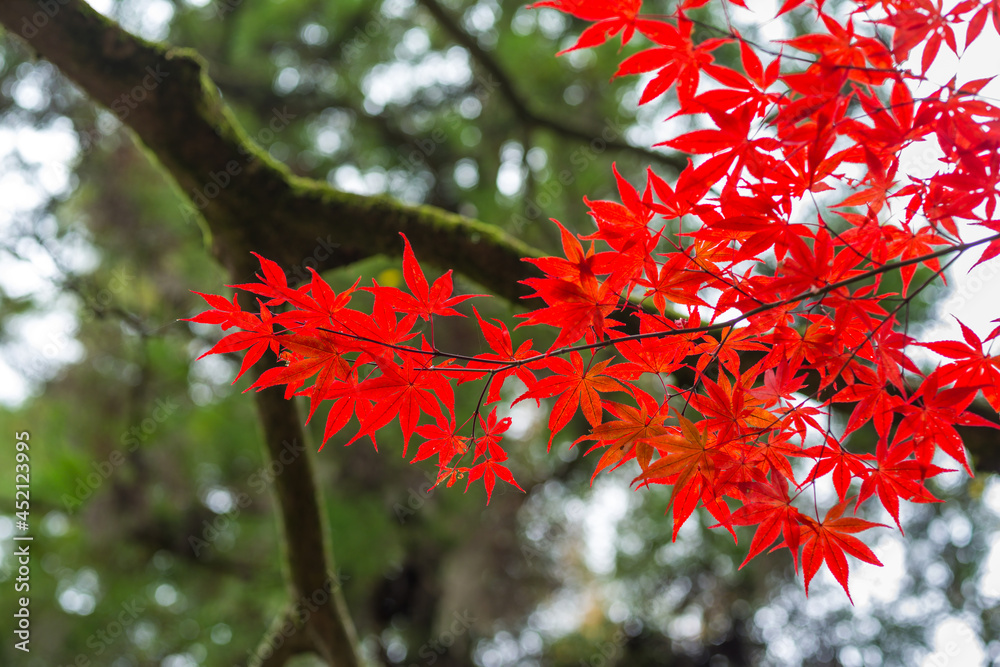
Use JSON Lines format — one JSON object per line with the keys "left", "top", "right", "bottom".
{"left": 1, "top": 0, "right": 1000, "bottom": 665}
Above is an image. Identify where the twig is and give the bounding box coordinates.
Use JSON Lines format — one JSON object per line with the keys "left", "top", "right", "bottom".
{"left": 417, "top": 0, "right": 687, "bottom": 172}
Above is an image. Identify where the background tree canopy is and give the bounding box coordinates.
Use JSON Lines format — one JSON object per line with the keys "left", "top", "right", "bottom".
{"left": 0, "top": 1, "right": 999, "bottom": 666}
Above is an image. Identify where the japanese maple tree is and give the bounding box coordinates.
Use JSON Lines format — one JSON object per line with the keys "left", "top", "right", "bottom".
{"left": 189, "top": 0, "right": 1000, "bottom": 601}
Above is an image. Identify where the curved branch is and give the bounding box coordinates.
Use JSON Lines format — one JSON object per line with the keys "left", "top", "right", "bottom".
{"left": 0, "top": 0, "right": 543, "bottom": 301}
{"left": 416, "top": 0, "right": 687, "bottom": 172}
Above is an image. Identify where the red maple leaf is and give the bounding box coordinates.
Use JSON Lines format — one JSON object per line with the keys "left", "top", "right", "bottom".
{"left": 514, "top": 352, "right": 627, "bottom": 447}
{"left": 530, "top": 0, "right": 643, "bottom": 53}
{"left": 251, "top": 332, "right": 352, "bottom": 421}
{"left": 731, "top": 474, "right": 803, "bottom": 569}
{"left": 615, "top": 17, "right": 730, "bottom": 106}
{"left": 635, "top": 413, "right": 730, "bottom": 540}
{"left": 920, "top": 318, "right": 1000, "bottom": 411}
{"left": 350, "top": 355, "right": 454, "bottom": 453}
{"left": 365, "top": 234, "right": 481, "bottom": 321}
{"left": 798, "top": 499, "right": 885, "bottom": 602}
{"left": 187, "top": 292, "right": 278, "bottom": 382}
{"left": 465, "top": 307, "right": 543, "bottom": 404}
{"left": 893, "top": 372, "right": 998, "bottom": 474}
{"left": 465, "top": 458, "right": 524, "bottom": 504}
{"left": 412, "top": 414, "right": 469, "bottom": 465}
{"left": 578, "top": 389, "right": 671, "bottom": 481}
{"left": 855, "top": 438, "right": 948, "bottom": 532}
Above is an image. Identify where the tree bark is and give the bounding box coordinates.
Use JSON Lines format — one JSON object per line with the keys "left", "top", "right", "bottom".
{"left": 2, "top": 8, "right": 998, "bottom": 667}
{"left": 0, "top": 0, "right": 542, "bottom": 301}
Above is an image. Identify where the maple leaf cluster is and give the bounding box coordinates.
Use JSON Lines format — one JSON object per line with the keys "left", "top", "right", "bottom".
{"left": 190, "top": 0, "right": 1000, "bottom": 600}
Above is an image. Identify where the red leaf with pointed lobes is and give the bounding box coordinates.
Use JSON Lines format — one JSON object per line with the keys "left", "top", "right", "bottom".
{"left": 466, "top": 307, "right": 544, "bottom": 404}
{"left": 579, "top": 165, "right": 656, "bottom": 266}
{"left": 646, "top": 163, "right": 714, "bottom": 220}
{"left": 831, "top": 379, "right": 904, "bottom": 440}
{"left": 251, "top": 332, "right": 353, "bottom": 424}
{"left": 920, "top": 318, "right": 1000, "bottom": 412}
{"left": 886, "top": 223, "right": 951, "bottom": 296}
{"left": 739, "top": 36, "right": 763, "bottom": 84}
{"left": 528, "top": 221, "right": 617, "bottom": 285}
{"left": 229, "top": 252, "right": 294, "bottom": 306}
{"left": 350, "top": 355, "right": 453, "bottom": 455}
{"left": 855, "top": 438, "right": 948, "bottom": 533}
{"left": 634, "top": 413, "right": 727, "bottom": 540}
{"left": 319, "top": 369, "right": 374, "bottom": 451}
{"left": 577, "top": 389, "right": 672, "bottom": 482}
{"left": 798, "top": 498, "right": 886, "bottom": 602}
{"left": 639, "top": 251, "right": 710, "bottom": 310}
{"left": 731, "top": 474, "right": 803, "bottom": 570}
{"left": 973, "top": 221, "right": 1000, "bottom": 269}
{"left": 531, "top": 0, "right": 642, "bottom": 54}
{"left": 366, "top": 234, "right": 484, "bottom": 321}
{"left": 800, "top": 445, "right": 874, "bottom": 503}
{"left": 514, "top": 352, "right": 628, "bottom": 449}
{"left": 777, "top": 0, "right": 810, "bottom": 16}
{"left": 987, "top": 317, "right": 1000, "bottom": 343}
{"left": 471, "top": 407, "right": 512, "bottom": 461}
{"left": 187, "top": 293, "right": 279, "bottom": 383}
{"left": 611, "top": 313, "right": 694, "bottom": 378}
{"left": 516, "top": 277, "right": 621, "bottom": 349}
{"left": 465, "top": 458, "right": 524, "bottom": 505}
{"left": 412, "top": 414, "right": 469, "bottom": 465}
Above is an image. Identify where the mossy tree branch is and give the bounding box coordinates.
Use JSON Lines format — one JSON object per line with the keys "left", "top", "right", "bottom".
{"left": 1, "top": 11, "right": 998, "bottom": 667}
{"left": 415, "top": 0, "right": 688, "bottom": 173}
{"left": 0, "top": 0, "right": 544, "bottom": 299}
{"left": 250, "top": 379, "right": 360, "bottom": 667}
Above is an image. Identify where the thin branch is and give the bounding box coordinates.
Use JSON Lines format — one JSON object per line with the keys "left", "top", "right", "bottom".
{"left": 287, "top": 232, "right": 1000, "bottom": 374}
{"left": 0, "top": 0, "right": 545, "bottom": 301}
{"left": 543, "top": 231, "right": 1000, "bottom": 361}
{"left": 416, "top": 0, "right": 687, "bottom": 172}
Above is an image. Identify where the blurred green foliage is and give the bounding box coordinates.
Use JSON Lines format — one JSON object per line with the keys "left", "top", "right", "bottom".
{"left": 1, "top": 1, "right": 998, "bottom": 666}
